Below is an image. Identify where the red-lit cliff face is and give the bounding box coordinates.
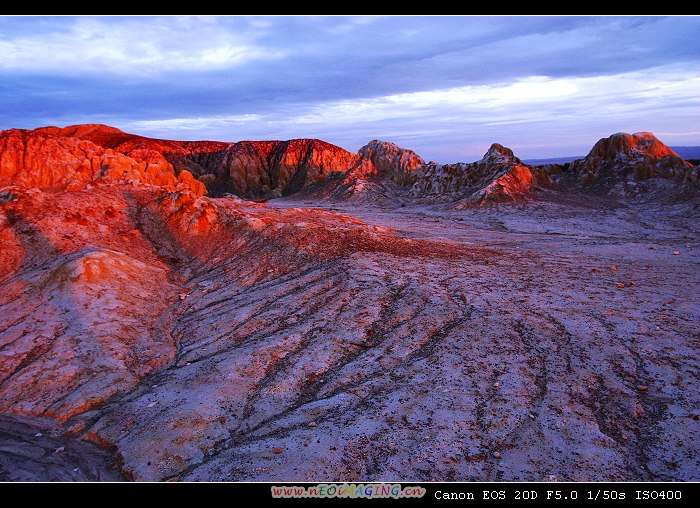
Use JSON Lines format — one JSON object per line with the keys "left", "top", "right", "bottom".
{"left": 404, "top": 143, "right": 555, "bottom": 205}
{"left": 357, "top": 139, "right": 425, "bottom": 184}
{"left": 569, "top": 132, "right": 695, "bottom": 192}
{"left": 587, "top": 132, "right": 678, "bottom": 160}
{"left": 38, "top": 124, "right": 425, "bottom": 198}
{"left": 0, "top": 128, "right": 206, "bottom": 196}
{"left": 219, "top": 138, "right": 370, "bottom": 197}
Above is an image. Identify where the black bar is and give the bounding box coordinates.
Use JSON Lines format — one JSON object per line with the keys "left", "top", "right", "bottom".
{"left": 3, "top": 481, "right": 698, "bottom": 504}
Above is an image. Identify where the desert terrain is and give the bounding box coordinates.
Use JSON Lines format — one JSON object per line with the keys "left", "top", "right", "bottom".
{"left": 0, "top": 125, "right": 698, "bottom": 481}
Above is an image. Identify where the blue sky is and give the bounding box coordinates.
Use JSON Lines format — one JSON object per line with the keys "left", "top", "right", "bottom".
{"left": 1, "top": 15, "right": 699, "bottom": 162}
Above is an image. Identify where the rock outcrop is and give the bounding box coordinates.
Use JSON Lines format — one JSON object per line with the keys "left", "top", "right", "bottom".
{"left": 38, "top": 124, "right": 425, "bottom": 199}
{"left": 569, "top": 132, "right": 696, "bottom": 193}
{"left": 357, "top": 140, "right": 425, "bottom": 184}
{"left": 219, "top": 139, "right": 372, "bottom": 198}
{"left": 0, "top": 128, "right": 206, "bottom": 196}
{"left": 404, "top": 143, "right": 554, "bottom": 205}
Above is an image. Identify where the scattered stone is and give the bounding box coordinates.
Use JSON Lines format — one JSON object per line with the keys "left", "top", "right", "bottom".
{"left": 615, "top": 283, "right": 626, "bottom": 288}
{"left": 273, "top": 447, "right": 283, "bottom": 454}
{"left": 610, "top": 266, "right": 618, "bottom": 271}
{"left": 308, "top": 421, "right": 318, "bottom": 427}
{"left": 638, "top": 385, "right": 649, "bottom": 391}
{"left": 179, "top": 293, "right": 189, "bottom": 300}
{"left": 493, "top": 382, "right": 500, "bottom": 388}
{"left": 147, "top": 401, "right": 158, "bottom": 408}
{"left": 34, "top": 432, "right": 42, "bottom": 437}
{"left": 493, "top": 452, "right": 501, "bottom": 459}
{"left": 54, "top": 447, "right": 65, "bottom": 453}
{"left": 673, "top": 251, "right": 680, "bottom": 255}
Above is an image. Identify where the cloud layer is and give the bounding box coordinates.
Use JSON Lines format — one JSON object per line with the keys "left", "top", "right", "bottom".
{"left": 1, "top": 16, "right": 699, "bottom": 161}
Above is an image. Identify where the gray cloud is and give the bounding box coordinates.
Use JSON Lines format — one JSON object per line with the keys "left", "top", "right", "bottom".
{"left": 1, "top": 15, "right": 698, "bottom": 161}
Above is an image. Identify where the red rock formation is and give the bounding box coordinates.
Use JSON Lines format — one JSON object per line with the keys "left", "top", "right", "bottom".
{"left": 357, "top": 139, "right": 425, "bottom": 184}
{"left": 0, "top": 128, "right": 206, "bottom": 196}
{"left": 38, "top": 124, "right": 428, "bottom": 198}
{"left": 219, "top": 139, "right": 370, "bottom": 197}
{"left": 570, "top": 132, "right": 694, "bottom": 191}
{"left": 587, "top": 132, "right": 677, "bottom": 161}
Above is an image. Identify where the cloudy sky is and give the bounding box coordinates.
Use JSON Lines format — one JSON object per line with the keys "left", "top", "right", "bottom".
{"left": 1, "top": 15, "right": 699, "bottom": 162}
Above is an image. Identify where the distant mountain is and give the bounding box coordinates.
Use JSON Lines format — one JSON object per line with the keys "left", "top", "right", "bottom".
{"left": 525, "top": 146, "right": 700, "bottom": 166}
{"left": 524, "top": 155, "right": 584, "bottom": 166}
{"left": 670, "top": 146, "right": 700, "bottom": 160}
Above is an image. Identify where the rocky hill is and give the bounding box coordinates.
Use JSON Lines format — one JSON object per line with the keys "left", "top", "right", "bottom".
{"left": 403, "top": 143, "right": 555, "bottom": 206}
{"left": 567, "top": 132, "right": 698, "bottom": 197}
{"left": 0, "top": 128, "right": 206, "bottom": 196}
{"left": 35, "top": 124, "right": 423, "bottom": 199}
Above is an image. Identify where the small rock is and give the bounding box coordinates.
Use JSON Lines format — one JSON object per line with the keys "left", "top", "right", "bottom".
{"left": 73, "top": 468, "right": 79, "bottom": 472}
{"left": 493, "top": 452, "right": 501, "bottom": 459}
{"left": 178, "top": 293, "right": 188, "bottom": 300}
{"left": 273, "top": 447, "right": 283, "bottom": 454}
{"left": 34, "top": 432, "right": 42, "bottom": 437}
{"left": 623, "top": 435, "right": 629, "bottom": 441}
{"left": 147, "top": 401, "right": 158, "bottom": 408}
{"left": 493, "top": 382, "right": 500, "bottom": 388}
{"left": 308, "top": 421, "right": 318, "bottom": 427}
{"left": 54, "top": 446, "right": 65, "bottom": 453}
{"left": 615, "top": 283, "right": 625, "bottom": 288}
{"left": 630, "top": 281, "right": 637, "bottom": 286}
{"left": 528, "top": 414, "right": 535, "bottom": 420}
{"left": 609, "top": 266, "right": 618, "bottom": 271}
{"left": 673, "top": 251, "right": 680, "bottom": 255}
{"left": 637, "top": 385, "right": 648, "bottom": 391}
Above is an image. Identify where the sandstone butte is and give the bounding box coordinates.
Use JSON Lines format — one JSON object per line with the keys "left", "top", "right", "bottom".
{"left": 0, "top": 124, "right": 698, "bottom": 482}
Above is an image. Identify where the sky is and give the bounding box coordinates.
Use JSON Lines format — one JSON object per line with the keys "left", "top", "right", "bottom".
{"left": 1, "top": 15, "right": 699, "bottom": 163}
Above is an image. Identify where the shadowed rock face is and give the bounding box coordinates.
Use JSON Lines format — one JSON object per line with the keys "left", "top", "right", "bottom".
{"left": 0, "top": 125, "right": 699, "bottom": 482}
{"left": 404, "top": 143, "right": 554, "bottom": 206}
